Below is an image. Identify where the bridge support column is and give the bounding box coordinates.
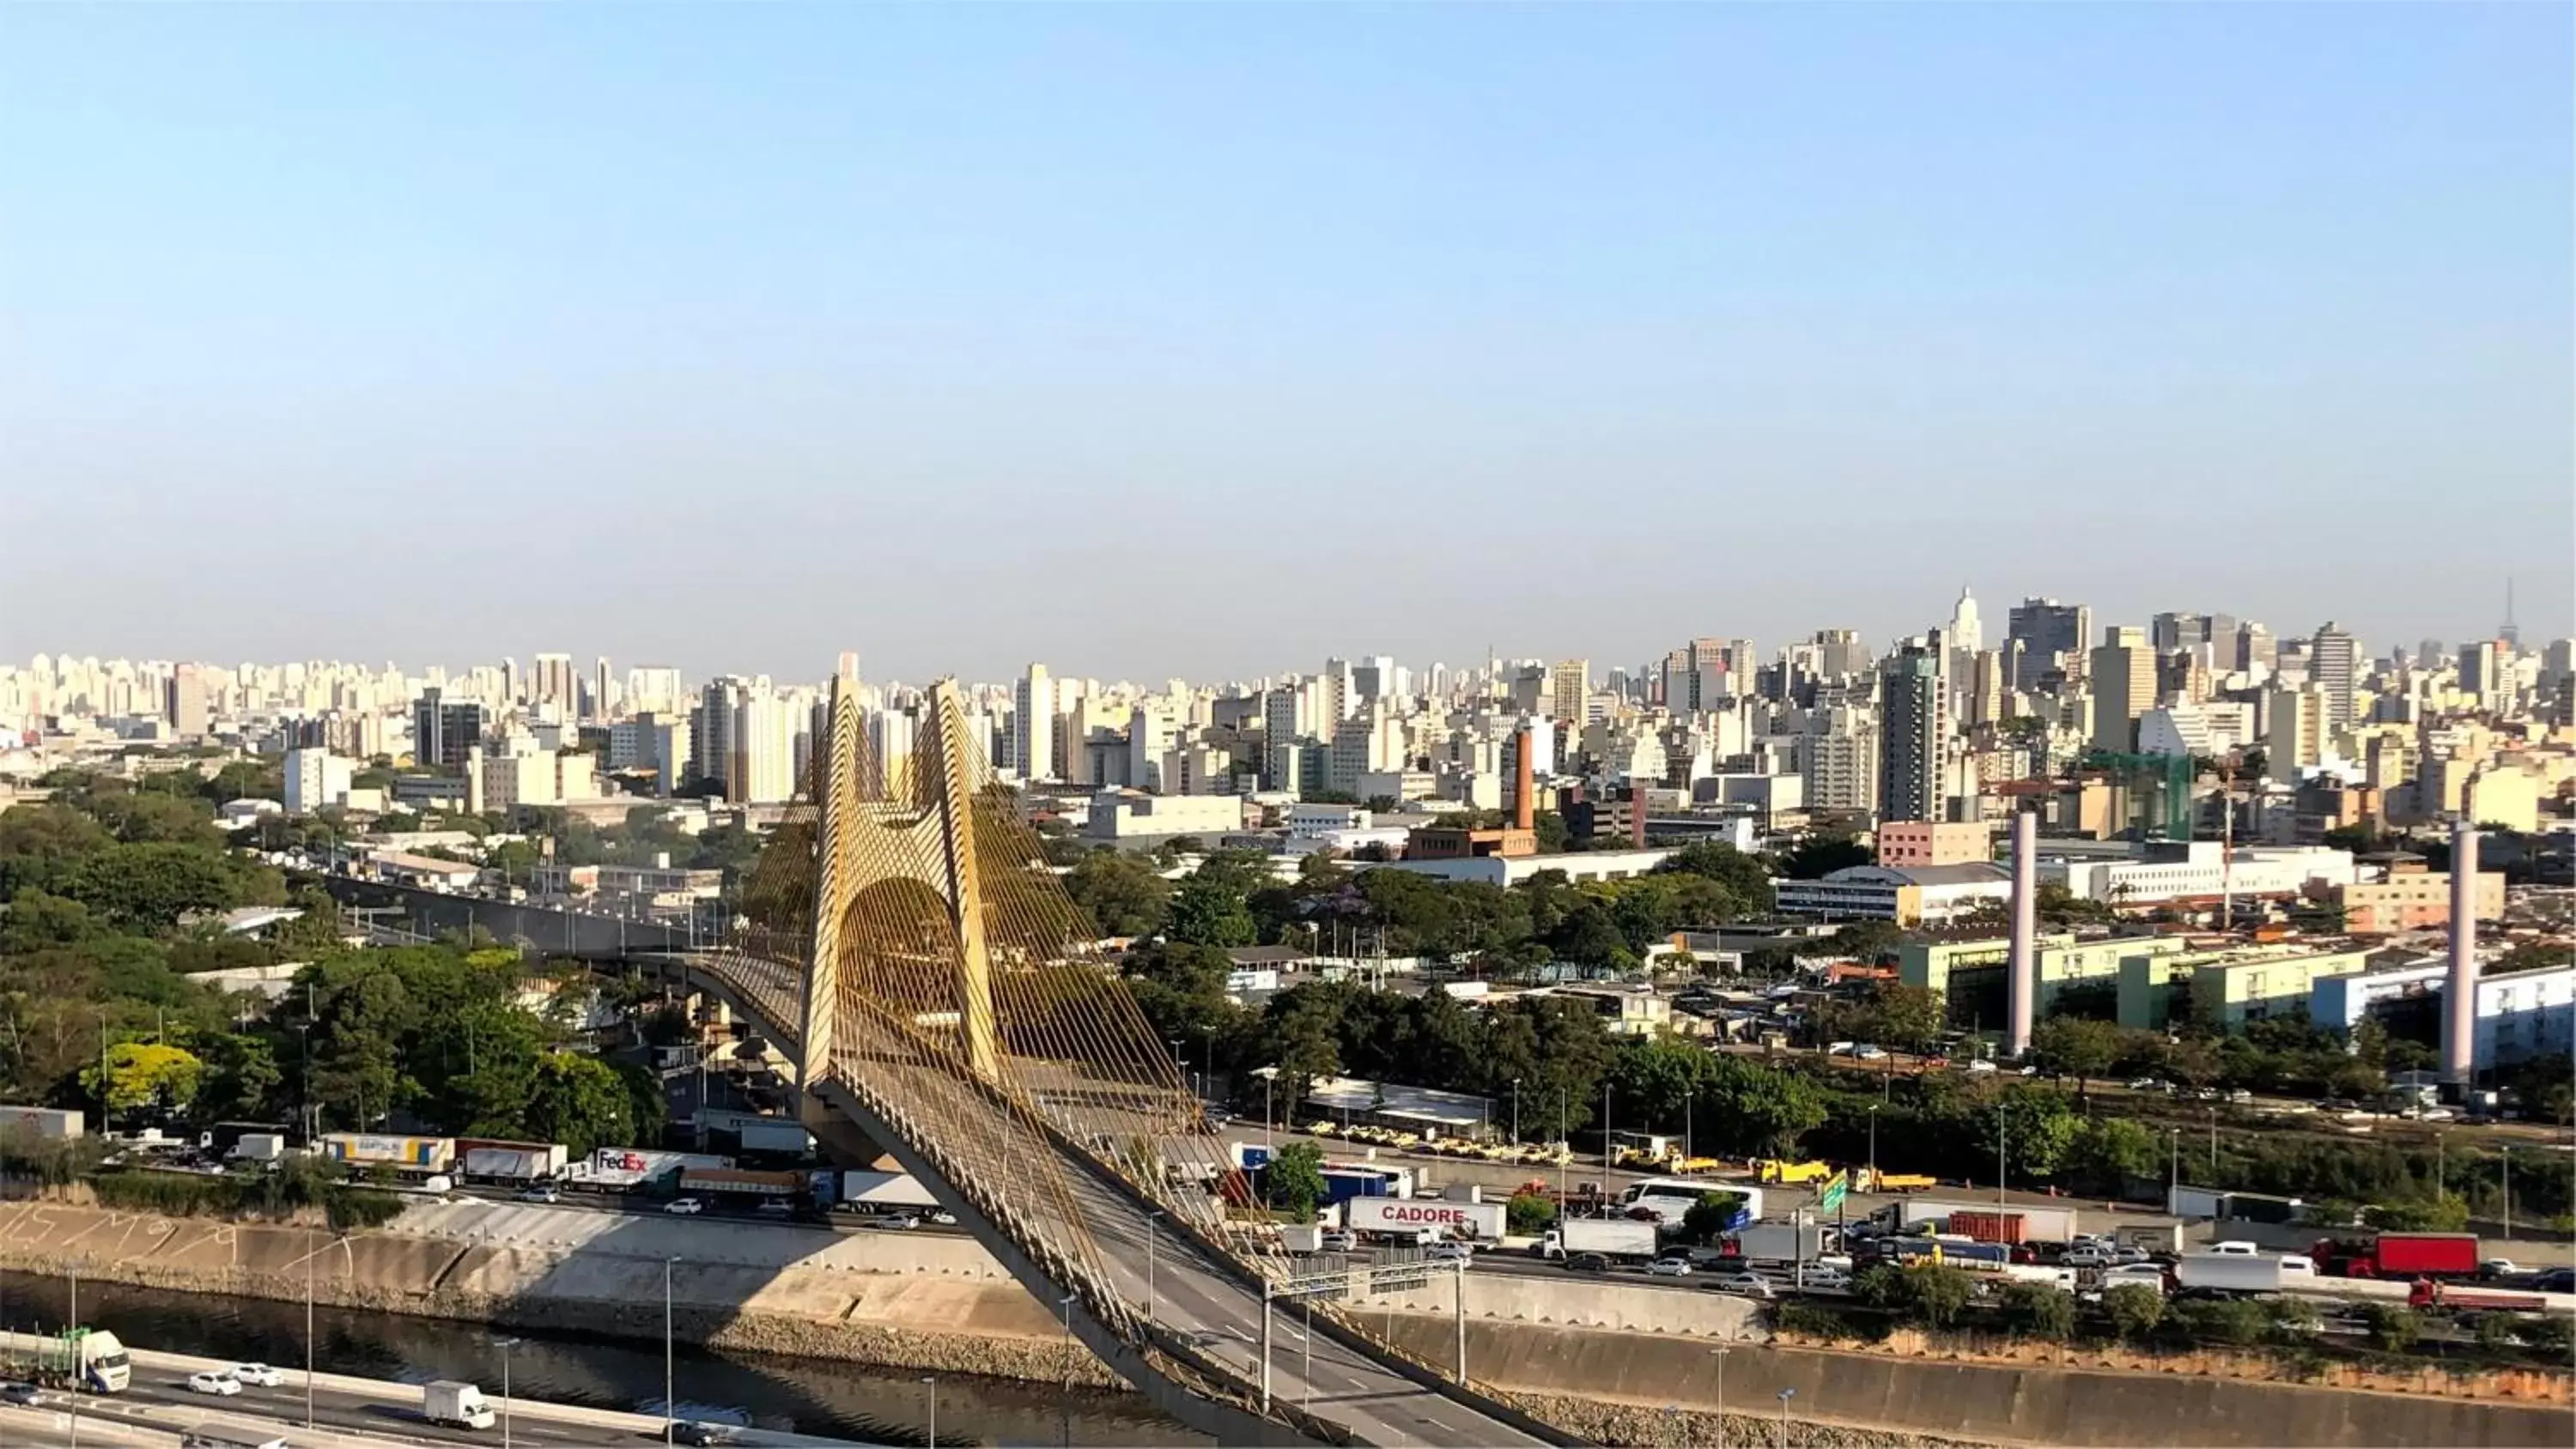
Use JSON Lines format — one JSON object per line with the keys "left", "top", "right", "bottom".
{"left": 925, "top": 680, "right": 1003, "bottom": 1082}
{"left": 797, "top": 661, "right": 863, "bottom": 1123}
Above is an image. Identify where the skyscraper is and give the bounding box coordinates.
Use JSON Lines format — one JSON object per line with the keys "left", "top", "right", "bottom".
{"left": 728, "top": 691, "right": 799, "bottom": 803}
{"left": 2088, "top": 627, "right": 2154, "bottom": 751}
{"left": 1877, "top": 643, "right": 1944, "bottom": 823}
{"left": 691, "top": 677, "right": 745, "bottom": 790}
{"left": 413, "top": 687, "right": 486, "bottom": 767}
{"left": 526, "top": 652, "right": 573, "bottom": 713}
{"left": 1548, "top": 659, "right": 1589, "bottom": 724}
{"left": 2309, "top": 622, "right": 2359, "bottom": 731}
{"left": 165, "top": 663, "right": 211, "bottom": 738}
{"left": 2007, "top": 598, "right": 2091, "bottom": 688}
{"left": 1947, "top": 587, "right": 1983, "bottom": 653}
{"left": 1013, "top": 663, "right": 1055, "bottom": 781}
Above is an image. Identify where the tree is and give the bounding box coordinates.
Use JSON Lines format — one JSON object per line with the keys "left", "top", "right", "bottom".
{"left": 1167, "top": 877, "right": 1257, "bottom": 949}
{"left": 2101, "top": 1283, "right": 2165, "bottom": 1342}
{"left": 522, "top": 1053, "right": 637, "bottom": 1157}
{"left": 2029, "top": 1016, "right": 2122, "bottom": 1096}
{"left": 1265, "top": 1140, "right": 1327, "bottom": 1222}
{"left": 1062, "top": 850, "right": 1172, "bottom": 937}
{"left": 2000, "top": 1282, "right": 2076, "bottom": 1341}
{"left": 1681, "top": 1191, "right": 1744, "bottom": 1245}
{"left": 2173, "top": 1297, "right": 2268, "bottom": 1348}
{"left": 1888, "top": 1265, "right": 1976, "bottom": 1329}
{"left": 2359, "top": 1303, "right": 2421, "bottom": 1354}
{"left": 1868, "top": 983, "right": 1943, "bottom": 1052}
{"left": 82, "top": 1041, "right": 204, "bottom": 1113}
{"left": 1777, "top": 834, "right": 1870, "bottom": 880}
{"left": 1978, "top": 1086, "right": 2080, "bottom": 1182}
{"left": 2067, "top": 1117, "right": 2160, "bottom": 1194}
{"left": 1505, "top": 1191, "right": 1557, "bottom": 1236}
{"left": 1661, "top": 843, "right": 1773, "bottom": 915}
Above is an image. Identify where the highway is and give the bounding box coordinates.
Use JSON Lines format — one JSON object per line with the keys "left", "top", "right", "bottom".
{"left": 1056, "top": 1164, "right": 1550, "bottom": 1449}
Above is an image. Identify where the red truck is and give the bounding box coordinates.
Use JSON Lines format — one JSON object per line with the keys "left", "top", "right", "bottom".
{"left": 2409, "top": 1280, "right": 2545, "bottom": 1313}
{"left": 2311, "top": 1233, "right": 2479, "bottom": 1280}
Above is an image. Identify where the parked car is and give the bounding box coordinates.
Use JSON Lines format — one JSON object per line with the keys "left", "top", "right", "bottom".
{"left": 1564, "top": 1252, "right": 1613, "bottom": 1273}
{"left": 2062, "top": 1247, "right": 2114, "bottom": 1268}
{"left": 1646, "top": 1257, "right": 1693, "bottom": 1277}
{"left": 665, "top": 1197, "right": 705, "bottom": 1215}
{"left": 187, "top": 1371, "right": 242, "bottom": 1396}
{"left": 230, "top": 1363, "right": 286, "bottom": 1387}
{"left": 1708, "top": 1272, "right": 1775, "bottom": 1299}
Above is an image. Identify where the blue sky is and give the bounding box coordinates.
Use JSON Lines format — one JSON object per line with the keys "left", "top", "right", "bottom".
{"left": 3, "top": 3, "right": 2566, "bottom": 682}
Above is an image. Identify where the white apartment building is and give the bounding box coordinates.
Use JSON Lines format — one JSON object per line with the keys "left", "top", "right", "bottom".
{"left": 1014, "top": 664, "right": 1054, "bottom": 782}
{"left": 728, "top": 692, "right": 800, "bottom": 804}
{"left": 2044, "top": 841, "right": 2355, "bottom": 906}
{"left": 2310, "top": 961, "right": 2575, "bottom": 1074}
{"left": 1085, "top": 790, "right": 1246, "bottom": 845}
{"left": 282, "top": 748, "right": 354, "bottom": 814}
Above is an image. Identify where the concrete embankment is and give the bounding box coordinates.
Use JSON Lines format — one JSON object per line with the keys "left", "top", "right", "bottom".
{"left": 0, "top": 1197, "right": 1119, "bottom": 1387}
{"left": 8, "top": 1196, "right": 2571, "bottom": 1448}
{"left": 1373, "top": 1315, "right": 2576, "bottom": 1448}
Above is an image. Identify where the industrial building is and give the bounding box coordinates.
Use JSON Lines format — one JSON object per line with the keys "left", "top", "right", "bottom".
{"left": 2310, "top": 960, "right": 2575, "bottom": 1076}
{"left": 2116, "top": 943, "right": 2375, "bottom": 1032}
{"left": 1774, "top": 862, "right": 2013, "bottom": 926}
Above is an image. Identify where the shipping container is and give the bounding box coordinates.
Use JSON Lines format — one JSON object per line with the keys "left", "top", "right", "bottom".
{"left": 1346, "top": 1196, "right": 1505, "bottom": 1240}
{"left": 321, "top": 1133, "right": 453, "bottom": 1172}
{"left": 2312, "top": 1234, "right": 2479, "bottom": 1280}
{"left": 1538, "top": 1218, "right": 1660, "bottom": 1260}
{"left": 0, "top": 1105, "right": 85, "bottom": 1140}
{"left": 1899, "top": 1200, "right": 2076, "bottom": 1243}
{"left": 735, "top": 1120, "right": 815, "bottom": 1156}
{"left": 1947, "top": 1210, "right": 2027, "bottom": 1246}
{"left": 1732, "top": 1222, "right": 1831, "bottom": 1264}
{"left": 2173, "top": 1252, "right": 2316, "bottom": 1294}
{"left": 678, "top": 1167, "right": 805, "bottom": 1196}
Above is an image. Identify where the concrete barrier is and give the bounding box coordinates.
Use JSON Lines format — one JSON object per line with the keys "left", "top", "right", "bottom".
{"left": 1375, "top": 1316, "right": 2576, "bottom": 1448}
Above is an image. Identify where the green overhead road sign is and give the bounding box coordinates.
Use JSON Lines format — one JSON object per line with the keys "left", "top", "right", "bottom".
{"left": 1819, "top": 1171, "right": 1848, "bottom": 1216}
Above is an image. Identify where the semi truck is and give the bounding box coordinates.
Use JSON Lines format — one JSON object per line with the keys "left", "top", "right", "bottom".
{"left": 27, "top": 1328, "right": 131, "bottom": 1393}
{"left": 2407, "top": 1281, "right": 2549, "bottom": 1315}
{"left": 423, "top": 1380, "right": 497, "bottom": 1430}
{"left": 2173, "top": 1252, "right": 2318, "bottom": 1295}
{"left": 1732, "top": 1222, "right": 1832, "bottom": 1264}
{"left": 1753, "top": 1159, "right": 1835, "bottom": 1185}
{"left": 1, "top": 1106, "right": 85, "bottom": 1140}
{"left": 2311, "top": 1234, "right": 2479, "bottom": 1281}
{"left": 1894, "top": 1200, "right": 2078, "bottom": 1244}
{"left": 1536, "top": 1217, "right": 1661, "bottom": 1262}
{"left": 1853, "top": 1169, "right": 1937, "bottom": 1193}
{"left": 1346, "top": 1195, "right": 1504, "bottom": 1242}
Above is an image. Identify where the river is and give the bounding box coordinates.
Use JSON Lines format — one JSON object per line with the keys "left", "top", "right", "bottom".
{"left": 0, "top": 1270, "right": 1203, "bottom": 1447}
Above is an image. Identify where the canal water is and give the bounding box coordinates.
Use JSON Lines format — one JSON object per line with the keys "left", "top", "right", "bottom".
{"left": 0, "top": 1270, "right": 1203, "bottom": 1447}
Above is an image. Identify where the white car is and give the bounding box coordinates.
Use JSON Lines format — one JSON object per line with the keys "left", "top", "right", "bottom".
{"left": 1708, "top": 1272, "right": 1775, "bottom": 1299}
{"left": 664, "top": 1197, "right": 705, "bottom": 1215}
{"left": 230, "top": 1363, "right": 285, "bottom": 1388}
{"left": 1646, "top": 1257, "right": 1693, "bottom": 1277}
{"left": 1965, "top": 1059, "right": 1998, "bottom": 1075}
{"left": 2062, "top": 1247, "right": 2114, "bottom": 1268}
{"left": 187, "top": 1371, "right": 242, "bottom": 1397}
{"left": 2482, "top": 1258, "right": 2524, "bottom": 1279}
{"left": 1320, "top": 1229, "right": 1358, "bottom": 1252}
{"left": 1854, "top": 1045, "right": 1890, "bottom": 1062}
{"left": 1795, "top": 1269, "right": 1850, "bottom": 1291}
{"left": 519, "top": 1187, "right": 561, "bottom": 1203}
{"left": 1425, "top": 1241, "right": 1474, "bottom": 1263}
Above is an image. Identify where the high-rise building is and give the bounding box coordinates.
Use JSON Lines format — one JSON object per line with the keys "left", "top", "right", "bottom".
{"left": 1352, "top": 656, "right": 1396, "bottom": 705}
{"left": 1660, "top": 638, "right": 1731, "bottom": 712}
{"left": 283, "top": 748, "right": 352, "bottom": 813}
{"left": 532, "top": 653, "right": 576, "bottom": 712}
{"left": 165, "top": 663, "right": 212, "bottom": 737}
{"left": 691, "top": 677, "right": 745, "bottom": 790}
{"left": 2458, "top": 640, "right": 2507, "bottom": 708}
{"left": 2265, "top": 683, "right": 2329, "bottom": 783}
{"left": 626, "top": 665, "right": 684, "bottom": 717}
{"left": 728, "top": 691, "right": 799, "bottom": 803}
{"left": 1877, "top": 643, "right": 1945, "bottom": 823}
{"left": 2007, "top": 598, "right": 2090, "bottom": 689}
{"left": 2088, "top": 627, "right": 2154, "bottom": 751}
{"left": 1947, "top": 588, "right": 1983, "bottom": 653}
{"left": 592, "top": 657, "right": 614, "bottom": 722}
{"left": 1548, "top": 659, "right": 1589, "bottom": 724}
{"left": 2235, "top": 621, "right": 2275, "bottom": 676}
{"left": 2310, "top": 622, "right": 2359, "bottom": 731}
{"left": 412, "top": 688, "right": 486, "bottom": 767}
{"left": 1012, "top": 664, "right": 1054, "bottom": 781}
{"left": 1320, "top": 658, "right": 1354, "bottom": 726}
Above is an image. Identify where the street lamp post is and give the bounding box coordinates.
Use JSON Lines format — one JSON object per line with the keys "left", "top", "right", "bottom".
{"left": 68, "top": 1258, "right": 82, "bottom": 1449}
{"left": 1253, "top": 1065, "right": 1280, "bottom": 1152}
{"left": 1145, "top": 1212, "right": 1161, "bottom": 1326}
{"left": 2167, "top": 1128, "right": 2180, "bottom": 1208}
{"left": 2207, "top": 1108, "right": 2218, "bottom": 1176}
{"left": 1510, "top": 1077, "right": 1521, "bottom": 1145}
{"left": 1057, "top": 1293, "right": 1076, "bottom": 1448}
{"left": 2501, "top": 1147, "right": 2513, "bottom": 1240}
{"left": 493, "top": 1337, "right": 520, "bottom": 1449}
{"left": 665, "top": 1257, "right": 680, "bottom": 1446}
{"left": 1866, "top": 1105, "right": 1880, "bottom": 1198}
{"left": 1710, "top": 1347, "right": 1728, "bottom": 1449}
{"left": 1776, "top": 1386, "right": 1796, "bottom": 1449}
{"left": 920, "top": 1373, "right": 938, "bottom": 1449}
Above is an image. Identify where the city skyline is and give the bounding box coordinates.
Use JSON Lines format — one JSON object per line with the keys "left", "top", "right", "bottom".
{"left": 3, "top": 4, "right": 2568, "bottom": 678}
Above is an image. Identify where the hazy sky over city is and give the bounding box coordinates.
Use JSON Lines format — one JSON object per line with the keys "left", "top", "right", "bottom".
{"left": 3, "top": 4, "right": 2567, "bottom": 684}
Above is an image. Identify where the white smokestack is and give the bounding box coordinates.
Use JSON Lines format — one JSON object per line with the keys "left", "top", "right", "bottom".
{"left": 2443, "top": 822, "right": 2478, "bottom": 1087}
{"left": 2008, "top": 809, "right": 2038, "bottom": 1058}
